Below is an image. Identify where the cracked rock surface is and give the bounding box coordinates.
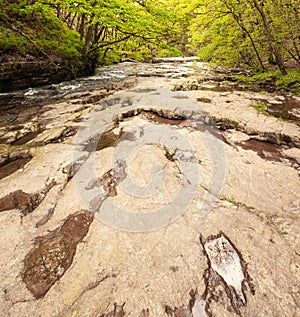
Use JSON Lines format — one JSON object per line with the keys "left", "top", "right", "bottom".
{"left": 0, "top": 60, "right": 299, "bottom": 316}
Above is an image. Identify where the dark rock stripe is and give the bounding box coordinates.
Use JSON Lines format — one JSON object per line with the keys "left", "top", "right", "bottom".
{"left": 22, "top": 210, "right": 93, "bottom": 298}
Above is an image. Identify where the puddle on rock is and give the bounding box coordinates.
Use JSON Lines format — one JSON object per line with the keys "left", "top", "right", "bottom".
{"left": 237, "top": 139, "right": 299, "bottom": 167}
{"left": 0, "top": 181, "right": 54, "bottom": 215}
{"left": 96, "top": 131, "right": 120, "bottom": 151}
{"left": 201, "top": 232, "right": 255, "bottom": 316}
{"left": 22, "top": 210, "right": 93, "bottom": 298}
{"left": 0, "top": 190, "right": 41, "bottom": 215}
{"left": 84, "top": 109, "right": 188, "bottom": 152}
{"left": 85, "top": 160, "right": 127, "bottom": 211}
{"left": 0, "top": 151, "right": 32, "bottom": 180}
{"left": 11, "top": 130, "right": 45, "bottom": 146}
{"left": 83, "top": 130, "right": 120, "bottom": 152}
{"left": 140, "top": 110, "right": 186, "bottom": 126}
{"left": 165, "top": 232, "right": 254, "bottom": 316}
{"left": 164, "top": 148, "right": 200, "bottom": 164}
{"left": 98, "top": 160, "right": 127, "bottom": 197}
{"left": 267, "top": 95, "right": 300, "bottom": 124}
{"left": 197, "top": 97, "right": 211, "bottom": 103}
{"left": 0, "top": 157, "right": 32, "bottom": 179}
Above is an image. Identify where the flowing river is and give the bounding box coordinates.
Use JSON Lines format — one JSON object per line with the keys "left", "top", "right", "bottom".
{"left": 1, "top": 58, "right": 299, "bottom": 125}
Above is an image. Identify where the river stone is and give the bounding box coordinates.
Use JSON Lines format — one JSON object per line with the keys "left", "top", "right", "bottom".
{"left": 0, "top": 62, "right": 299, "bottom": 317}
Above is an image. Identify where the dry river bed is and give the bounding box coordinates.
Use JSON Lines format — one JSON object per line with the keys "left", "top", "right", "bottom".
{"left": 0, "top": 60, "right": 299, "bottom": 317}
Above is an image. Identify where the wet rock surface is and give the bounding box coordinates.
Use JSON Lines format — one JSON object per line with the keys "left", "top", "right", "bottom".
{"left": 235, "top": 138, "right": 299, "bottom": 167}
{"left": 165, "top": 232, "right": 254, "bottom": 317}
{"left": 266, "top": 95, "right": 300, "bottom": 123}
{"left": 22, "top": 210, "right": 93, "bottom": 298}
{"left": 0, "top": 180, "right": 54, "bottom": 215}
{"left": 172, "top": 77, "right": 300, "bottom": 125}
{"left": 200, "top": 233, "right": 255, "bottom": 316}
{"left": 0, "top": 149, "right": 32, "bottom": 180}
{"left": 0, "top": 60, "right": 299, "bottom": 316}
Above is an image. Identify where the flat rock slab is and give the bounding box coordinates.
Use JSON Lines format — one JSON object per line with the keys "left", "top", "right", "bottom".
{"left": 0, "top": 71, "right": 299, "bottom": 317}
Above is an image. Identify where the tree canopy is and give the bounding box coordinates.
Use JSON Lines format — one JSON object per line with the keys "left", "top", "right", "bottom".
{"left": 180, "top": 0, "right": 300, "bottom": 74}
{"left": 0, "top": 0, "right": 299, "bottom": 75}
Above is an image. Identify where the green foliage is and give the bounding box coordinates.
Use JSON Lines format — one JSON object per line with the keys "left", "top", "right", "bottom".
{"left": 274, "top": 70, "right": 300, "bottom": 92}
{"left": 156, "top": 45, "right": 183, "bottom": 58}
{"left": 0, "top": 27, "right": 29, "bottom": 54}
{"left": 178, "top": 0, "right": 300, "bottom": 73}
{"left": 0, "top": 0, "right": 185, "bottom": 68}
{"left": 1, "top": 0, "right": 299, "bottom": 81}
{"left": 250, "top": 103, "right": 268, "bottom": 112}
{"left": 219, "top": 195, "right": 250, "bottom": 209}
{"left": 0, "top": 0, "right": 83, "bottom": 62}
{"left": 235, "top": 69, "right": 300, "bottom": 94}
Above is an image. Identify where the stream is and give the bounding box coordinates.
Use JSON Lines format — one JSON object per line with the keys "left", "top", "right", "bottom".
{"left": 1, "top": 58, "right": 299, "bottom": 175}
{"left": 0, "top": 58, "right": 201, "bottom": 108}
{"left": 0, "top": 58, "right": 299, "bottom": 126}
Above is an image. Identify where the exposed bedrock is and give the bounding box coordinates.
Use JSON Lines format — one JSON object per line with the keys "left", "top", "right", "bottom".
{"left": 0, "top": 62, "right": 299, "bottom": 317}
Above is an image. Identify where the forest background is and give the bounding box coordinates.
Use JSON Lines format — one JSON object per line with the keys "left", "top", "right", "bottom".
{"left": 0, "top": 0, "right": 299, "bottom": 89}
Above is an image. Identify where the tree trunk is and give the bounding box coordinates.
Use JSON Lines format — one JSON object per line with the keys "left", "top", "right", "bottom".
{"left": 84, "top": 25, "right": 93, "bottom": 55}
{"left": 292, "top": 39, "right": 300, "bottom": 62}
{"left": 79, "top": 14, "right": 86, "bottom": 41}
{"left": 252, "top": 0, "right": 287, "bottom": 75}
{"left": 286, "top": 48, "right": 300, "bottom": 64}
{"left": 232, "top": 15, "right": 265, "bottom": 69}
{"left": 222, "top": 0, "right": 265, "bottom": 69}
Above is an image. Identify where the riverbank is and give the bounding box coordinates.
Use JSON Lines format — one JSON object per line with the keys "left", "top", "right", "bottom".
{"left": 1, "top": 52, "right": 299, "bottom": 95}
{"left": 0, "top": 53, "right": 98, "bottom": 92}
